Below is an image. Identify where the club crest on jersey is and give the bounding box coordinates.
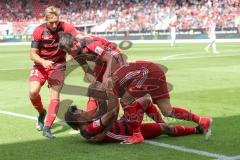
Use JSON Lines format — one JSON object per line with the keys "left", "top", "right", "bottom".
{"left": 92, "top": 119, "right": 101, "bottom": 128}
{"left": 95, "top": 46, "right": 103, "bottom": 55}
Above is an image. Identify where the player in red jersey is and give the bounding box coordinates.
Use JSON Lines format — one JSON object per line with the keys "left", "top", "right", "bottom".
{"left": 29, "top": 6, "right": 79, "bottom": 139}
{"left": 59, "top": 34, "right": 212, "bottom": 143}
{"left": 58, "top": 32, "right": 126, "bottom": 114}
{"left": 64, "top": 97, "right": 203, "bottom": 144}
{"left": 58, "top": 33, "right": 167, "bottom": 127}
{"left": 88, "top": 61, "right": 212, "bottom": 144}
{"left": 59, "top": 32, "right": 126, "bottom": 83}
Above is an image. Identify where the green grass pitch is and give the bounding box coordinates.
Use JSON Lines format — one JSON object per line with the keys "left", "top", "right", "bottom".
{"left": 0, "top": 43, "right": 240, "bottom": 160}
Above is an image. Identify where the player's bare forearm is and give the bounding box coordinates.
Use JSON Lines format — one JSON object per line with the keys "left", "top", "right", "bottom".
{"left": 81, "top": 64, "right": 96, "bottom": 83}
{"left": 30, "top": 48, "right": 43, "bottom": 64}
{"left": 87, "top": 133, "right": 106, "bottom": 142}
{"left": 107, "top": 92, "right": 118, "bottom": 114}
{"left": 30, "top": 48, "right": 53, "bottom": 68}
{"left": 120, "top": 91, "right": 136, "bottom": 107}
{"left": 102, "top": 53, "right": 123, "bottom": 82}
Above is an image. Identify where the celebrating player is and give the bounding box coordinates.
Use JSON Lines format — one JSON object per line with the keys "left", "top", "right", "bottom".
{"left": 28, "top": 6, "right": 79, "bottom": 139}
{"left": 58, "top": 32, "right": 126, "bottom": 113}
{"left": 59, "top": 34, "right": 212, "bottom": 143}
{"left": 64, "top": 97, "right": 203, "bottom": 144}
{"left": 87, "top": 60, "right": 212, "bottom": 143}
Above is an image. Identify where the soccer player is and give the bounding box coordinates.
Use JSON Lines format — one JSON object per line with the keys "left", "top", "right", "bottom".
{"left": 169, "top": 15, "right": 178, "bottom": 47}
{"left": 87, "top": 61, "right": 212, "bottom": 144}
{"left": 29, "top": 6, "right": 79, "bottom": 139}
{"left": 59, "top": 32, "right": 126, "bottom": 82}
{"left": 205, "top": 19, "right": 219, "bottom": 54}
{"left": 58, "top": 32, "right": 126, "bottom": 113}
{"left": 64, "top": 98, "right": 203, "bottom": 144}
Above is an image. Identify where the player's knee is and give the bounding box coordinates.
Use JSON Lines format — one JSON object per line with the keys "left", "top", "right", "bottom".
{"left": 167, "top": 126, "right": 175, "bottom": 136}
{"left": 161, "top": 110, "right": 171, "bottom": 117}
{"left": 29, "top": 90, "right": 39, "bottom": 99}
{"left": 161, "top": 124, "right": 171, "bottom": 135}
{"left": 156, "top": 99, "right": 172, "bottom": 117}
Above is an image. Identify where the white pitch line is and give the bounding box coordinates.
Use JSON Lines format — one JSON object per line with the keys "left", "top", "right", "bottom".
{"left": 145, "top": 140, "right": 230, "bottom": 159}
{"left": 0, "top": 110, "right": 37, "bottom": 120}
{"left": 214, "top": 155, "right": 240, "bottom": 160}
{"left": 162, "top": 53, "right": 240, "bottom": 61}
{"left": 0, "top": 109, "right": 236, "bottom": 159}
{"left": 162, "top": 53, "right": 186, "bottom": 60}
{"left": 0, "top": 110, "right": 67, "bottom": 126}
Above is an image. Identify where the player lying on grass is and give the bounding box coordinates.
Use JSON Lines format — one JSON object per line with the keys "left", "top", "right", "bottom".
{"left": 59, "top": 33, "right": 212, "bottom": 143}
{"left": 87, "top": 60, "right": 212, "bottom": 144}
{"left": 64, "top": 97, "right": 203, "bottom": 144}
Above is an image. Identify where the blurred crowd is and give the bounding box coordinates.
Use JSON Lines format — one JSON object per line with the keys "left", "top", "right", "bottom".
{"left": 0, "top": 0, "right": 239, "bottom": 35}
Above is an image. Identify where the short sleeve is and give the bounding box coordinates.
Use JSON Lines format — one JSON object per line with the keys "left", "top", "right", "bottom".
{"left": 31, "top": 27, "right": 42, "bottom": 49}
{"left": 87, "top": 41, "right": 106, "bottom": 59}
{"left": 62, "top": 22, "right": 78, "bottom": 37}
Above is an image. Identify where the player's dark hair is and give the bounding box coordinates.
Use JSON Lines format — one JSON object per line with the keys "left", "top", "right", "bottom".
{"left": 64, "top": 105, "right": 81, "bottom": 130}
{"left": 58, "top": 32, "right": 75, "bottom": 52}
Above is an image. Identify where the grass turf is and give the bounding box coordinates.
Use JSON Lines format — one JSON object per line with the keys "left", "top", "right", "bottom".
{"left": 0, "top": 43, "right": 240, "bottom": 160}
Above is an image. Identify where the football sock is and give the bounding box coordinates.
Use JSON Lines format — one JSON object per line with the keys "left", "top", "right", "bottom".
{"left": 86, "top": 97, "right": 97, "bottom": 112}
{"left": 140, "top": 123, "right": 162, "bottom": 139}
{"left": 45, "top": 99, "right": 59, "bottom": 127}
{"left": 146, "top": 103, "right": 165, "bottom": 123}
{"left": 170, "top": 107, "right": 200, "bottom": 124}
{"left": 30, "top": 94, "right": 44, "bottom": 114}
{"left": 171, "top": 125, "right": 196, "bottom": 137}
{"left": 123, "top": 103, "right": 144, "bottom": 133}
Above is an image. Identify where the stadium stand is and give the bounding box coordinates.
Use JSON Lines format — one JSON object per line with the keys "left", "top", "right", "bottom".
{"left": 0, "top": 0, "right": 239, "bottom": 35}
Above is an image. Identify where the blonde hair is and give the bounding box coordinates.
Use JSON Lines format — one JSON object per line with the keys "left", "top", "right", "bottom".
{"left": 44, "top": 6, "right": 60, "bottom": 19}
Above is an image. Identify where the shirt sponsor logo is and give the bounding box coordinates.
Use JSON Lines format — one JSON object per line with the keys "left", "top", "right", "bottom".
{"left": 95, "top": 46, "right": 104, "bottom": 55}
{"left": 92, "top": 119, "right": 101, "bottom": 128}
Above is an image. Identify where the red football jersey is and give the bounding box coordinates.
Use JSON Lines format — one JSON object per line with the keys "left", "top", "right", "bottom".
{"left": 31, "top": 21, "right": 77, "bottom": 67}
{"left": 75, "top": 35, "right": 123, "bottom": 81}
{"left": 112, "top": 61, "right": 169, "bottom": 100}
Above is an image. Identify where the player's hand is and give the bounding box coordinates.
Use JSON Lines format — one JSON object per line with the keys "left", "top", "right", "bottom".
{"left": 84, "top": 73, "right": 96, "bottom": 83}
{"left": 41, "top": 60, "right": 54, "bottom": 69}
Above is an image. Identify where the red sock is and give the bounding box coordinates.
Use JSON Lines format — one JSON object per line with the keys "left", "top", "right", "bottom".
{"left": 170, "top": 107, "right": 200, "bottom": 124}
{"left": 123, "top": 103, "right": 144, "bottom": 133}
{"left": 45, "top": 99, "right": 60, "bottom": 127}
{"left": 146, "top": 103, "right": 165, "bottom": 123}
{"left": 30, "top": 95, "right": 44, "bottom": 114}
{"left": 171, "top": 125, "right": 196, "bottom": 137}
{"left": 86, "top": 97, "right": 98, "bottom": 115}
{"left": 140, "top": 123, "right": 162, "bottom": 139}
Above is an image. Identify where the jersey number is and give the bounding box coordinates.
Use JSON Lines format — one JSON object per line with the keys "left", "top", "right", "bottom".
{"left": 30, "top": 69, "right": 39, "bottom": 77}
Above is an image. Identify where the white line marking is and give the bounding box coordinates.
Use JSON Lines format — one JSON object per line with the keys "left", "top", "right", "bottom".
{"left": 0, "top": 110, "right": 68, "bottom": 126}
{"left": 214, "top": 155, "right": 240, "bottom": 160}
{"left": 162, "top": 53, "right": 186, "bottom": 60}
{"left": 0, "top": 110, "right": 37, "bottom": 120}
{"left": 0, "top": 109, "right": 236, "bottom": 159}
{"left": 161, "top": 53, "right": 240, "bottom": 61}
{"left": 145, "top": 140, "right": 230, "bottom": 159}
